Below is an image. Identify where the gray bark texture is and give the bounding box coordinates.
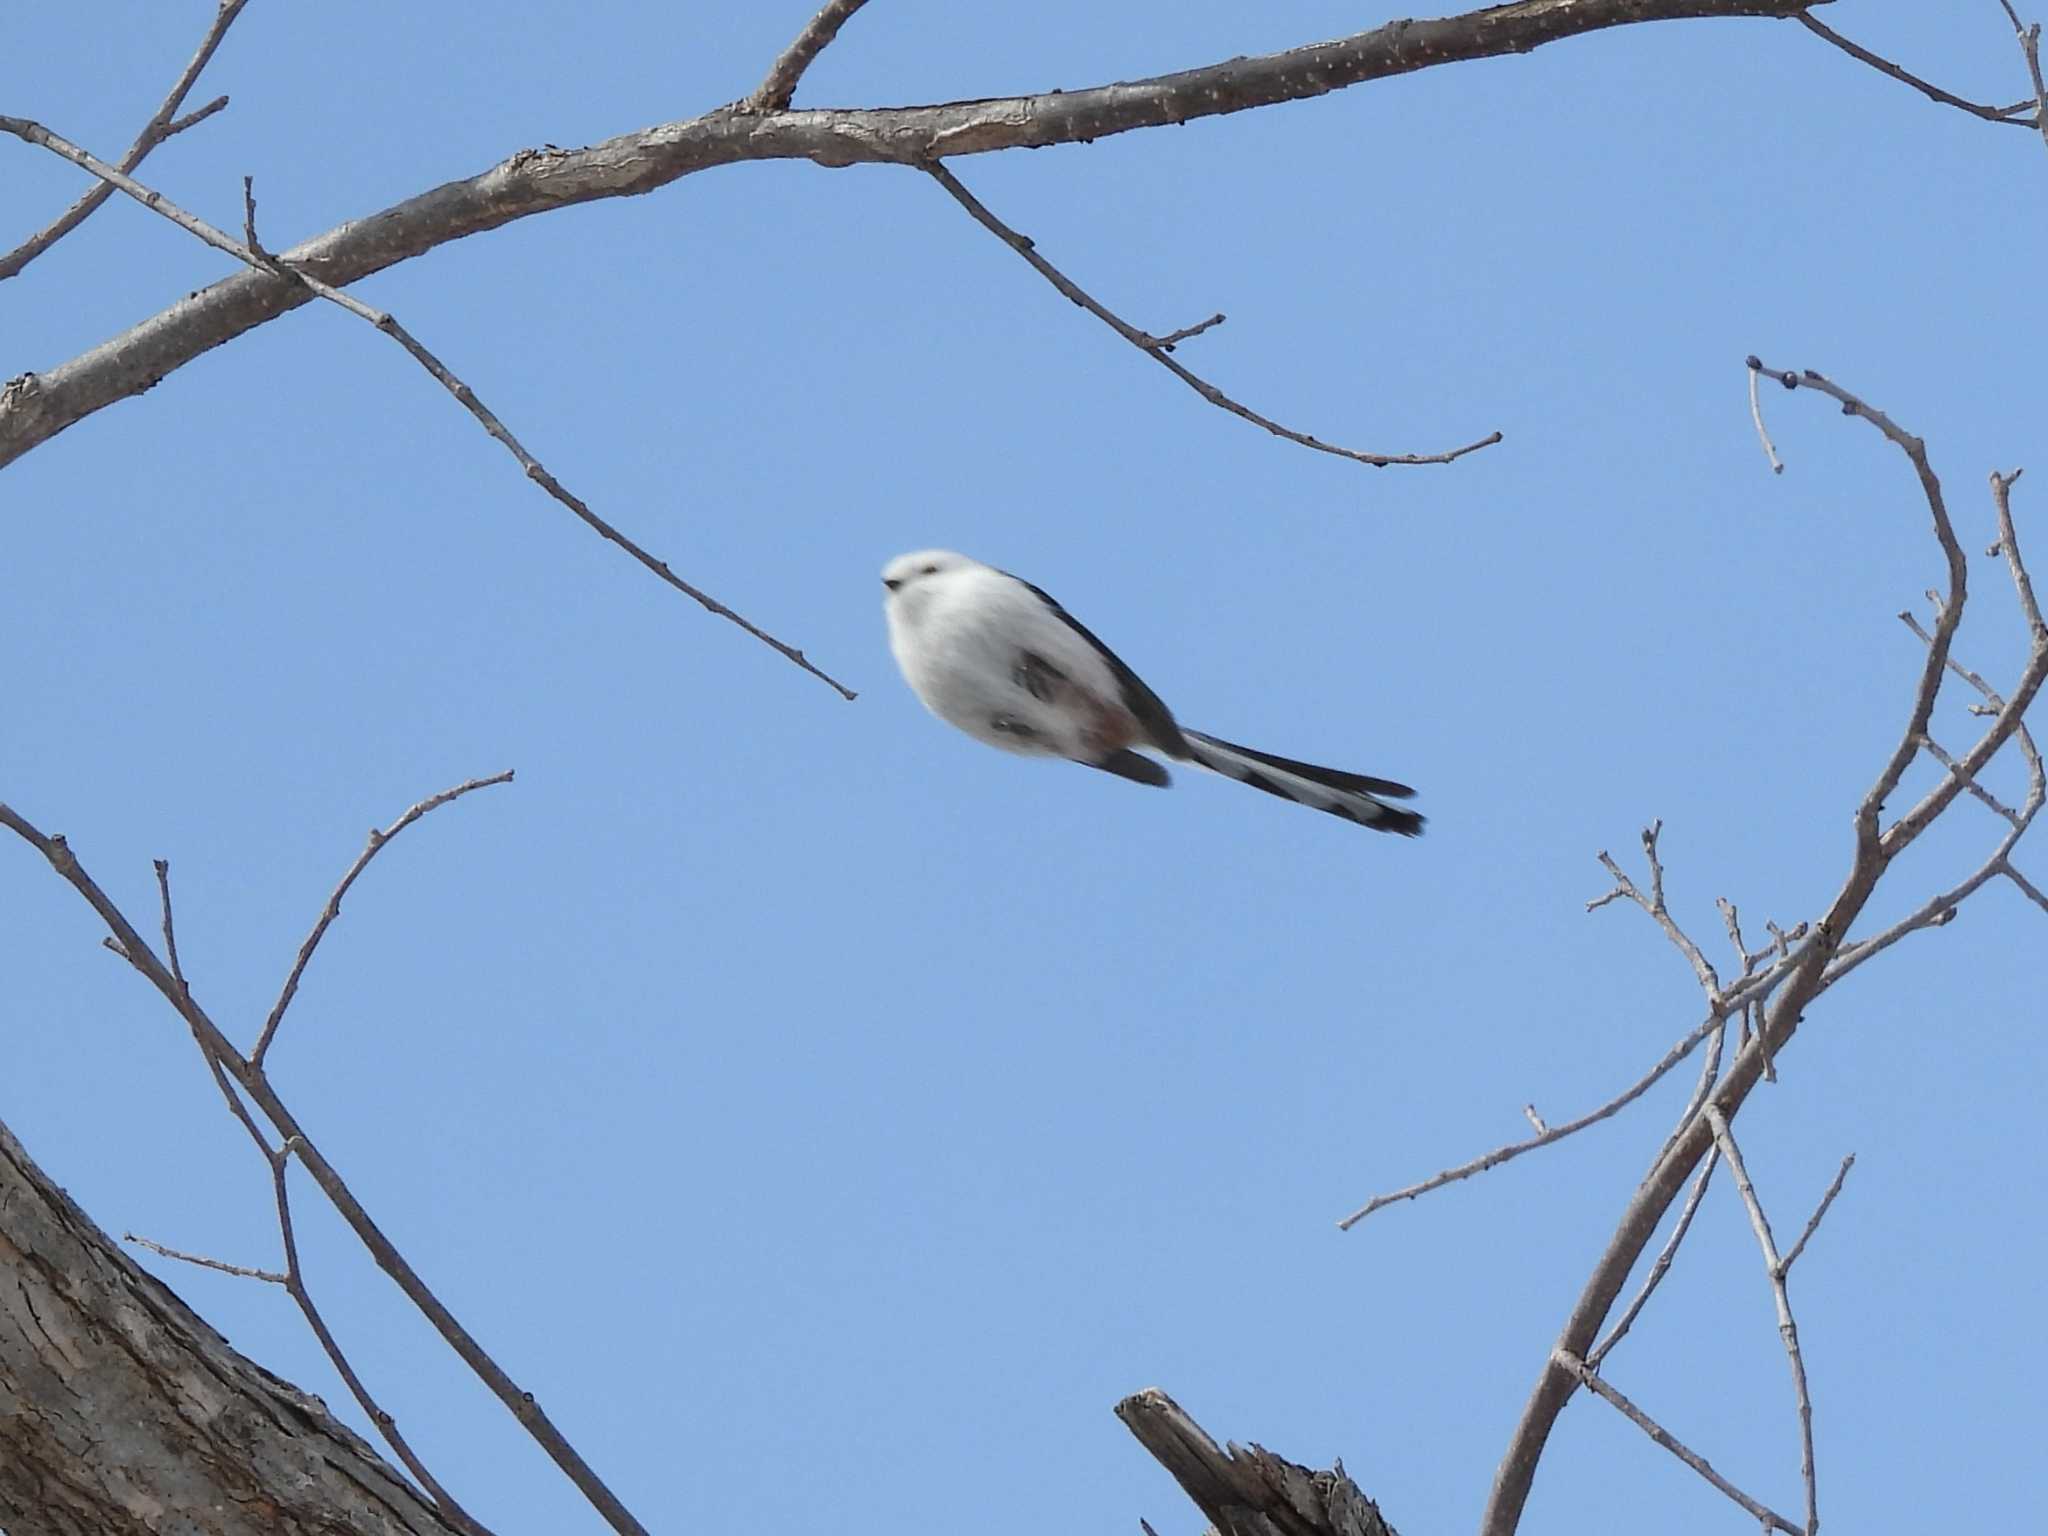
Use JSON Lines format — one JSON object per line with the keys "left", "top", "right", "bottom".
{"left": 1116, "top": 1388, "right": 1400, "bottom": 1536}
{"left": 0, "top": 0, "right": 1814, "bottom": 472}
{"left": 0, "top": 1117, "right": 454, "bottom": 1536}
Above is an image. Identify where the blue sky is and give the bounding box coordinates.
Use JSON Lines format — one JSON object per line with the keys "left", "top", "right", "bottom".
{"left": 5, "top": 4, "right": 2043, "bottom": 1533}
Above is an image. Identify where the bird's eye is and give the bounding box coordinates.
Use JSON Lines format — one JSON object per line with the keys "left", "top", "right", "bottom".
{"left": 921, "top": 563, "right": 939, "bottom": 575}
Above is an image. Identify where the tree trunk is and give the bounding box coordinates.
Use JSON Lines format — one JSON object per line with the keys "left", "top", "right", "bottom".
{"left": 0, "top": 1116, "right": 454, "bottom": 1536}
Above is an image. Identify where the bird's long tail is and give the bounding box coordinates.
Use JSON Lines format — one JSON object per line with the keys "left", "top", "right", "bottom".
{"left": 1181, "top": 730, "right": 1424, "bottom": 836}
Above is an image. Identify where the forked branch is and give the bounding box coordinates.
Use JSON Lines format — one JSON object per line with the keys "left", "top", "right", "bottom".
{"left": 0, "top": 0, "right": 250, "bottom": 280}
{"left": 1477, "top": 369, "right": 2047, "bottom": 1536}
{"left": 0, "top": 123, "right": 857, "bottom": 699}
{"left": 924, "top": 162, "right": 1502, "bottom": 471}
{"left": 0, "top": 784, "right": 650, "bottom": 1536}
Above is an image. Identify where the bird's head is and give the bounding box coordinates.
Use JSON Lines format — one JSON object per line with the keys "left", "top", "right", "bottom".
{"left": 881, "top": 549, "right": 974, "bottom": 606}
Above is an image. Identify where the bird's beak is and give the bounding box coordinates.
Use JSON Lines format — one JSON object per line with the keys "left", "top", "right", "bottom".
{"left": 882, "top": 577, "right": 902, "bottom": 592}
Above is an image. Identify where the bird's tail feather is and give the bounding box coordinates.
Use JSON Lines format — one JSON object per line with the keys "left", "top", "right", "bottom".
{"left": 1183, "top": 730, "right": 1425, "bottom": 836}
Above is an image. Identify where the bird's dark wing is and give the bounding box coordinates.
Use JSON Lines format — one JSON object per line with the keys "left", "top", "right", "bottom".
{"left": 1084, "top": 750, "right": 1173, "bottom": 788}
{"left": 1010, "top": 576, "right": 1189, "bottom": 756}
{"left": 1012, "top": 650, "right": 1068, "bottom": 705}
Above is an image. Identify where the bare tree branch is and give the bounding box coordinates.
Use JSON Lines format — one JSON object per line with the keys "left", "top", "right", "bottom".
{"left": 0, "top": 122, "right": 856, "bottom": 698}
{"left": 1796, "top": 12, "right": 2039, "bottom": 128}
{"left": 1552, "top": 1349, "right": 1801, "bottom": 1535}
{"left": 1781, "top": 1153, "right": 1855, "bottom": 1275}
{"left": 1586, "top": 1146, "right": 1716, "bottom": 1367}
{"left": 0, "top": 0, "right": 249, "bottom": 280}
{"left": 1705, "top": 1107, "right": 1823, "bottom": 1536}
{"left": 1587, "top": 820, "right": 1723, "bottom": 1002}
{"left": 253, "top": 772, "right": 515, "bottom": 1067}
{"left": 750, "top": 0, "right": 874, "bottom": 112}
{"left": 0, "top": 0, "right": 1817, "bottom": 471}
{"left": 269, "top": 1140, "right": 493, "bottom": 1536}
{"left": 122, "top": 1232, "right": 284, "bottom": 1284}
{"left": 1748, "top": 359, "right": 1784, "bottom": 472}
{"left": 2007, "top": 860, "right": 2048, "bottom": 910}
{"left": 0, "top": 795, "right": 652, "bottom": 1536}
{"left": 1995, "top": 0, "right": 2048, "bottom": 151}
{"left": 1339, "top": 1004, "right": 1740, "bottom": 1229}
{"left": 1481, "top": 369, "right": 2048, "bottom": 1536}
{"left": 1115, "top": 1388, "right": 1401, "bottom": 1536}
{"left": 925, "top": 161, "right": 1502, "bottom": 470}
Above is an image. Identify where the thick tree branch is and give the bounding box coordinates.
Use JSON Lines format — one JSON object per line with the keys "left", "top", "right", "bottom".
{"left": 0, "top": 0, "right": 248, "bottom": 281}
{"left": 1586, "top": 1144, "right": 1715, "bottom": 1367}
{"left": 1480, "top": 370, "right": 2048, "bottom": 1536}
{"left": 1115, "top": 1388, "right": 1400, "bottom": 1536}
{"left": 1, "top": 0, "right": 1817, "bottom": 470}
{"left": 1, "top": 1117, "right": 462, "bottom": 1535}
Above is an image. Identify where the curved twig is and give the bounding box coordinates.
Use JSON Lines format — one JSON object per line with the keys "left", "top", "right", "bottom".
{"left": 0, "top": 124, "right": 856, "bottom": 699}
{"left": 1, "top": 0, "right": 1815, "bottom": 470}
{"left": 0, "top": 0, "right": 249, "bottom": 280}
{"left": 925, "top": 161, "right": 1500, "bottom": 470}
{"left": 1480, "top": 369, "right": 2048, "bottom": 1536}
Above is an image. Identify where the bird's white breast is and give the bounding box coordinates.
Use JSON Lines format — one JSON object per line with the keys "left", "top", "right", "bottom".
{"left": 887, "top": 565, "right": 1120, "bottom": 756}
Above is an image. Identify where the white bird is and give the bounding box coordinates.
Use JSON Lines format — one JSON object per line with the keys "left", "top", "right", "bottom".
{"left": 881, "top": 550, "right": 1423, "bottom": 835}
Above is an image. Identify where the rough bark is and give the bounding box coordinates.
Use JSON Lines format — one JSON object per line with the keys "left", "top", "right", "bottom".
{"left": 0, "top": 1116, "right": 455, "bottom": 1536}
{"left": 1117, "top": 1388, "right": 1400, "bottom": 1536}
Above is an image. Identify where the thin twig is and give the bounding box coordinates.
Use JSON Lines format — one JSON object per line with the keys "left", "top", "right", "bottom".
{"left": 1796, "top": 12, "right": 2040, "bottom": 128}
{"left": 1587, "top": 1147, "right": 1717, "bottom": 1368}
{"left": 252, "top": 772, "right": 515, "bottom": 1067}
{"left": 1899, "top": 604, "right": 2044, "bottom": 793}
{"left": 1996, "top": 1, "right": 2048, "bottom": 151}
{"left": 2006, "top": 861, "right": 2048, "bottom": 911}
{"left": 269, "top": 1142, "right": 494, "bottom": 1536}
{"left": 1819, "top": 481, "right": 2048, "bottom": 986}
{"left": 1748, "top": 361, "right": 1975, "bottom": 868}
{"left": 164, "top": 96, "right": 230, "bottom": 136}
{"left": 153, "top": 857, "right": 278, "bottom": 1153}
{"left": 749, "top": 0, "right": 873, "bottom": 111}
{"left": 123, "top": 1232, "right": 284, "bottom": 1284}
{"left": 1781, "top": 1154, "right": 1856, "bottom": 1275}
{"left": 1920, "top": 731, "right": 2021, "bottom": 824}
{"left": 1747, "top": 359, "right": 1784, "bottom": 473}
{"left": 1588, "top": 821, "right": 1723, "bottom": 1003}
{"left": 1660, "top": 1021, "right": 1725, "bottom": 1165}
{"left": 1705, "top": 1107, "right": 1821, "bottom": 1536}
{"left": 1553, "top": 1349, "right": 1801, "bottom": 1535}
{"left": 153, "top": 859, "right": 189, "bottom": 996}
{"left": 923, "top": 160, "right": 1502, "bottom": 471}
{"left": 1991, "top": 468, "right": 2047, "bottom": 638}
{"left": 0, "top": 0, "right": 250, "bottom": 280}
{"left": 4, "top": 123, "right": 855, "bottom": 699}
{"left": 1338, "top": 1007, "right": 1733, "bottom": 1229}
{"left": 1522, "top": 1104, "right": 1548, "bottom": 1134}
{"left": 0, "top": 799, "right": 652, "bottom": 1536}
{"left": 1145, "top": 312, "right": 1227, "bottom": 350}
